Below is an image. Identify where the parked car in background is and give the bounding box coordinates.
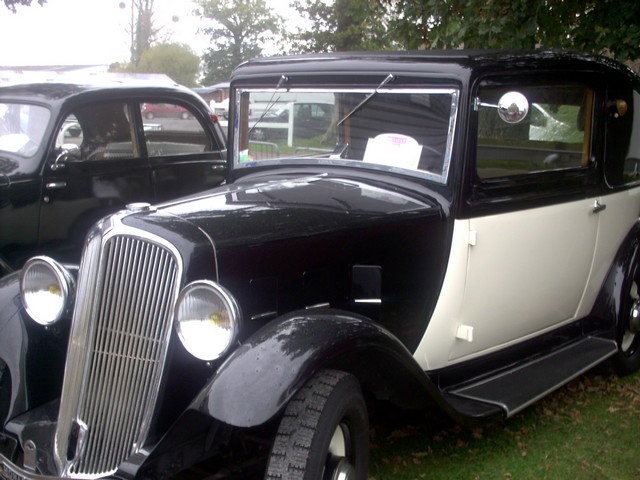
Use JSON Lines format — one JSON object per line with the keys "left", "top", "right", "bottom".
{"left": 249, "top": 101, "right": 334, "bottom": 142}
{"left": 0, "top": 80, "right": 227, "bottom": 276}
{"left": 1, "top": 51, "right": 639, "bottom": 480}
{"left": 141, "top": 102, "right": 192, "bottom": 119}
{"left": 193, "top": 83, "right": 230, "bottom": 119}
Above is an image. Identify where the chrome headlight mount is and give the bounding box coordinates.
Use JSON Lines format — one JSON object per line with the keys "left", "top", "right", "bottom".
{"left": 174, "top": 280, "right": 241, "bottom": 361}
{"left": 20, "top": 256, "right": 75, "bottom": 326}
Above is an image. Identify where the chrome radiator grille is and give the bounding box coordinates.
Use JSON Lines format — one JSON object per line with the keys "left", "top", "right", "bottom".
{"left": 55, "top": 225, "right": 181, "bottom": 478}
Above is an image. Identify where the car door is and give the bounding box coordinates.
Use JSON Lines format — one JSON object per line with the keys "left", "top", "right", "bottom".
{"left": 0, "top": 101, "right": 50, "bottom": 273}
{"left": 450, "top": 75, "right": 603, "bottom": 362}
{"left": 140, "top": 100, "right": 226, "bottom": 202}
{"left": 38, "top": 101, "right": 153, "bottom": 264}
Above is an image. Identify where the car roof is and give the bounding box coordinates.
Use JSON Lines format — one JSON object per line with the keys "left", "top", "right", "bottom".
{"left": 0, "top": 80, "right": 200, "bottom": 109}
{"left": 232, "top": 50, "right": 639, "bottom": 86}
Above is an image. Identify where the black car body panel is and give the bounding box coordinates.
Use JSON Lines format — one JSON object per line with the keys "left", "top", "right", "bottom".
{"left": 197, "top": 310, "right": 443, "bottom": 427}
{"left": 1, "top": 50, "right": 639, "bottom": 479}
{"left": 138, "top": 171, "right": 449, "bottom": 348}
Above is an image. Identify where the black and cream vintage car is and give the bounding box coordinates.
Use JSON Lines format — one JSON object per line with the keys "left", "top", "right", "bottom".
{"left": 1, "top": 50, "right": 639, "bottom": 479}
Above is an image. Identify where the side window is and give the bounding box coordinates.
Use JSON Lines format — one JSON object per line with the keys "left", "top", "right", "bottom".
{"left": 140, "top": 101, "right": 213, "bottom": 157}
{"left": 63, "top": 103, "right": 138, "bottom": 161}
{"left": 622, "top": 90, "right": 640, "bottom": 184}
{"left": 55, "top": 114, "right": 82, "bottom": 149}
{"left": 476, "top": 83, "right": 593, "bottom": 180}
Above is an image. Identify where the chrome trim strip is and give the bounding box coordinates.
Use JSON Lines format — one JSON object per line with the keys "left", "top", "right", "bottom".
{"left": 354, "top": 299, "right": 382, "bottom": 304}
{"left": 1, "top": 453, "right": 53, "bottom": 480}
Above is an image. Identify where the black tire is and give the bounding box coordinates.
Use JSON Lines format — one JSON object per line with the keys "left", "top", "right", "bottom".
{"left": 0, "top": 360, "right": 9, "bottom": 425}
{"left": 611, "top": 263, "right": 640, "bottom": 375}
{"left": 265, "top": 369, "right": 369, "bottom": 480}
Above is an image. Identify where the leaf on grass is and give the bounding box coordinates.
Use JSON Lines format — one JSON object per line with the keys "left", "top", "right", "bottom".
{"left": 412, "top": 450, "right": 432, "bottom": 458}
{"left": 387, "top": 427, "right": 415, "bottom": 440}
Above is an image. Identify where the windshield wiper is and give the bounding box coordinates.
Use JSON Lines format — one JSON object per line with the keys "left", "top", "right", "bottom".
{"left": 336, "top": 73, "right": 396, "bottom": 126}
{"left": 247, "top": 75, "right": 289, "bottom": 138}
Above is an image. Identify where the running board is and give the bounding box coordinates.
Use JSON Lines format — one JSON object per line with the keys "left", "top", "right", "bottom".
{"left": 448, "top": 337, "right": 617, "bottom": 417}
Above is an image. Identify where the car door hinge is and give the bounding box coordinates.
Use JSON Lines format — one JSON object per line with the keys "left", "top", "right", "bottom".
{"left": 456, "top": 324, "right": 474, "bottom": 342}
{"left": 468, "top": 229, "right": 477, "bottom": 246}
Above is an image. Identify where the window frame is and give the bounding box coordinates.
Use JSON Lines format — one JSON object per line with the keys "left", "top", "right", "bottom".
{"left": 138, "top": 99, "right": 217, "bottom": 158}
{"left": 463, "top": 73, "right": 604, "bottom": 217}
{"left": 604, "top": 86, "right": 640, "bottom": 189}
{"left": 232, "top": 86, "right": 460, "bottom": 185}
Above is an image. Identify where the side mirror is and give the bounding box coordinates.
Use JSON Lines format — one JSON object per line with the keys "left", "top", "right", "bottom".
{"left": 477, "top": 91, "right": 530, "bottom": 125}
{"left": 497, "top": 92, "right": 529, "bottom": 124}
{"left": 51, "top": 144, "right": 81, "bottom": 171}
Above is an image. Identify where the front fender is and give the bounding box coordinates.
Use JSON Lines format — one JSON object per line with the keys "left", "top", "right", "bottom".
{"left": 193, "top": 309, "right": 441, "bottom": 428}
{"left": 0, "top": 271, "right": 68, "bottom": 424}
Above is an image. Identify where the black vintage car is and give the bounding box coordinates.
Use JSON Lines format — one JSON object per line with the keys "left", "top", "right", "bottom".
{"left": 0, "top": 81, "right": 227, "bottom": 276}
{"left": 1, "top": 51, "right": 639, "bottom": 480}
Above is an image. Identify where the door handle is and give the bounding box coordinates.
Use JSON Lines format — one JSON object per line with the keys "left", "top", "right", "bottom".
{"left": 45, "top": 181, "right": 67, "bottom": 190}
{"left": 593, "top": 200, "right": 606, "bottom": 213}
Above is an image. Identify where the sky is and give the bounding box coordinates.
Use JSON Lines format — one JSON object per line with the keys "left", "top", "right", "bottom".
{"left": 0, "top": 0, "right": 294, "bottom": 67}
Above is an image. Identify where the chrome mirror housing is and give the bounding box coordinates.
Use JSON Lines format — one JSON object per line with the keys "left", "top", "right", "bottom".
{"left": 497, "top": 91, "right": 529, "bottom": 124}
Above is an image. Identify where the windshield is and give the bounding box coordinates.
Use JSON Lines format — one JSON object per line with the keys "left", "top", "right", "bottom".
{"left": 0, "top": 102, "right": 50, "bottom": 157}
{"left": 234, "top": 87, "right": 458, "bottom": 184}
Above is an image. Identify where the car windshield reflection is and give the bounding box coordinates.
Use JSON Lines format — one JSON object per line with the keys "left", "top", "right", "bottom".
{"left": 0, "top": 103, "right": 50, "bottom": 157}
{"left": 235, "top": 88, "right": 458, "bottom": 184}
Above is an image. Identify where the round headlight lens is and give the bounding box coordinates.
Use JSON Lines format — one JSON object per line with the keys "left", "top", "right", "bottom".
{"left": 20, "top": 256, "right": 74, "bottom": 326}
{"left": 174, "top": 281, "right": 241, "bottom": 361}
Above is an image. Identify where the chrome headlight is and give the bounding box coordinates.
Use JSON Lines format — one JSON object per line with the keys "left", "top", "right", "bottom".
{"left": 20, "top": 256, "right": 74, "bottom": 326}
{"left": 174, "top": 281, "right": 241, "bottom": 361}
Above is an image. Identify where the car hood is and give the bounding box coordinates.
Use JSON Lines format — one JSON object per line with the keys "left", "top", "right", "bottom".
{"left": 120, "top": 171, "right": 450, "bottom": 349}
{"left": 153, "top": 172, "right": 442, "bottom": 249}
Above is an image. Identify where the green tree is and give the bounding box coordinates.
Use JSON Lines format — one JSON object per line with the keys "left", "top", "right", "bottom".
{"left": 383, "top": 0, "right": 640, "bottom": 65}
{"left": 2, "top": 0, "right": 44, "bottom": 12}
{"left": 195, "top": 0, "right": 281, "bottom": 85}
{"left": 131, "top": 43, "right": 201, "bottom": 87}
{"left": 289, "top": 0, "right": 398, "bottom": 53}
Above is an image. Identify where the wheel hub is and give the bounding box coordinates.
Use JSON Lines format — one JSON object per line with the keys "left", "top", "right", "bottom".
{"left": 329, "top": 457, "right": 355, "bottom": 480}
{"left": 630, "top": 299, "right": 640, "bottom": 334}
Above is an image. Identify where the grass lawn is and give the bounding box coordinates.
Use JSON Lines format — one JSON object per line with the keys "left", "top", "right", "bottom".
{"left": 369, "top": 369, "right": 640, "bottom": 479}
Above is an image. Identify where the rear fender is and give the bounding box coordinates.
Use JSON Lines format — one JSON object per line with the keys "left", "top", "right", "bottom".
{"left": 193, "top": 309, "right": 443, "bottom": 428}
{"left": 591, "top": 220, "right": 640, "bottom": 334}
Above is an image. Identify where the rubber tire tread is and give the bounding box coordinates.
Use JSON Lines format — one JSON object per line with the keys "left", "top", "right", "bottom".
{"left": 0, "top": 360, "right": 8, "bottom": 425}
{"left": 265, "top": 369, "right": 369, "bottom": 480}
